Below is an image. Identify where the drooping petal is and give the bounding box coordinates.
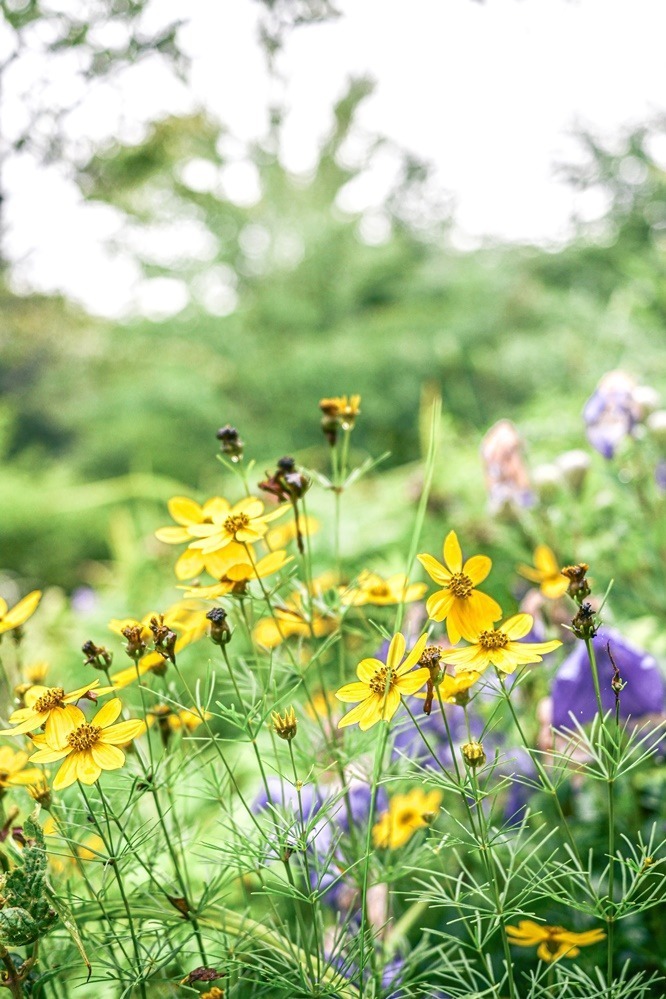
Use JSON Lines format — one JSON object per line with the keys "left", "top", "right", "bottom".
{"left": 91, "top": 743, "right": 125, "bottom": 771}
{"left": 445, "top": 604, "right": 465, "bottom": 645}
{"left": 443, "top": 531, "right": 463, "bottom": 573}
{"left": 336, "top": 682, "right": 371, "bottom": 703}
{"left": 52, "top": 752, "right": 80, "bottom": 790}
{"left": 44, "top": 705, "right": 84, "bottom": 750}
{"left": 92, "top": 698, "right": 123, "bottom": 729}
{"left": 167, "top": 496, "right": 204, "bottom": 526}
{"left": 76, "top": 751, "right": 102, "bottom": 786}
{"left": 358, "top": 696, "right": 384, "bottom": 731}
{"left": 416, "top": 554, "right": 451, "bottom": 586}
{"left": 378, "top": 687, "right": 401, "bottom": 723}
{"left": 463, "top": 554, "right": 492, "bottom": 585}
{"left": 338, "top": 697, "right": 374, "bottom": 729}
{"left": 99, "top": 718, "right": 146, "bottom": 746}
{"left": 63, "top": 680, "right": 100, "bottom": 704}
{"left": 174, "top": 548, "right": 205, "bottom": 581}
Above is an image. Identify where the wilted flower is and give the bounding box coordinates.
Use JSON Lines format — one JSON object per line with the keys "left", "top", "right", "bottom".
{"left": 583, "top": 370, "right": 639, "bottom": 459}
{"left": 551, "top": 627, "right": 665, "bottom": 729}
{"left": 506, "top": 920, "right": 605, "bottom": 962}
{"left": 480, "top": 420, "right": 534, "bottom": 513}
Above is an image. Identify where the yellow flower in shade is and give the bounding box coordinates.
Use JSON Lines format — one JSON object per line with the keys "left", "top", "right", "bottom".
{"left": 187, "top": 496, "right": 287, "bottom": 555}
{"left": 24, "top": 662, "right": 49, "bottom": 685}
{"left": 0, "top": 591, "right": 41, "bottom": 636}
{"left": 517, "top": 545, "right": 569, "bottom": 599}
{"left": 0, "top": 746, "right": 45, "bottom": 790}
{"left": 417, "top": 531, "right": 501, "bottom": 644}
{"left": 440, "top": 614, "right": 561, "bottom": 676}
{"left": 341, "top": 571, "right": 427, "bottom": 608}
{"left": 506, "top": 920, "right": 605, "bottom": 962}
{"left": 147, "top": 705, "right": 211, "bottom": 733}
{"left": 155, "top": 497, "right": 255, "bottom": 580}
{"left": 336, "top": 633, "right": 429, "bottom": 731}
{"left": 30, "top": 698, "right": 146, "bottom": 790}
{"left": 108, "top": 600, "right": 209, "bottom": 688}
{"left": 253, "top": 594, "right": 338, "bottom": 649}
{"left": 372, "top": 787, "right": 442, "bottom": 848}
{"left": 0, "top": 680, "right": 102, "bottom": 745}
{"left": 266, "top": 515, "right": 319, "bottom": 550}
{"left": 415, "top": 670, "right": 482, "bottom": 705}
{"left": 319, "top": 395, "right": 361, "bottom": 428}
{"left": 179, "top": 550, "right": 293, "bottom": 599}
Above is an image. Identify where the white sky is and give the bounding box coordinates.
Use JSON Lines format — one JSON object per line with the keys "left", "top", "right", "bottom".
{"left": 5, "top": 0, "right": 666, "bottom": 317}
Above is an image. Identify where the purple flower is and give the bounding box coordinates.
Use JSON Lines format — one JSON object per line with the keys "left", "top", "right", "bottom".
{"left": 583, "top": 370, "right": 639, "bottom": 459}
{"left": 552, "top": 627, "right": 665, "bottom": 729}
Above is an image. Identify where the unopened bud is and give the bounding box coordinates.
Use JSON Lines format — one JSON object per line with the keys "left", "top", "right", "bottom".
{"left": 216, "top": 424, "right": 244, "bottom": 462}
{"left": 82, "top": 640, "right": 113, "bottom": 670}
{"left": 561, "top": 563, "right": 591, "bottom": 603}
{"left": 121, "top": 625, "right": 147, "bottom": 661}
{"left": 571, "top": 601, "right": 598, "bottom": 640}
{"left": 206, "top": 607, "right": 231, "bottom": 646}
{"left": 461, "top": 741, "right": 486, "bottom": 768}
{"left": 271, "top": 706, "right": 297, "bottom": 741}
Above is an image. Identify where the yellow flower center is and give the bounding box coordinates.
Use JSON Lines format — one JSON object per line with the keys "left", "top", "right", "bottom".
{"left": 34, "top": 687, "right": 66, "bottom": 713}
{"left": 478, "top": 629, "right": 509, "bottom": 651}
{"left": 369, "top": 666, "right": 394, "bottom": 695}
{"left": 223, "top": 513, "right": 251, "bottom": 536}
{"left": 368, "top": 584, "right": 390, "bottom": 598}
{"left": 448, "top": 572, "right": 473, "bottom": 598}
{"left": 67, "top": 723, "right": 101, "bottom": 752}
{"left": 0, "top": 771, "right": 9, "bottom": 785}
{"left": 397, "top": 809, "right": 418, "bottom": 827}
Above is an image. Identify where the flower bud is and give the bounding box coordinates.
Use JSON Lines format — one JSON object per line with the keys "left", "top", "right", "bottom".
{"left": 216, "top": 424, "right": 244, "bottom": 462}
{"left": 206, "top": 607, "right": 231, "bottom": 646}
{"left": 461, "top": 741, "right": 486, "bottom": 768}
{"left": 82, "top": 640, "right": 113, "bottom": 671}
{"left": 271, "top": 706, "right": 297, "bottom": 741}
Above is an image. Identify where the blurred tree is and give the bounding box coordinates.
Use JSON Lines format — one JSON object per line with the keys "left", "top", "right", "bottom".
{"left": 0, "top": 0, "right": 187, "bottom": 262}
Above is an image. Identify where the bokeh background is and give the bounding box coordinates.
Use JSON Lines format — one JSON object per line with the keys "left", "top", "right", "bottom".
{"left": 3, "top": 0, "right": 666, "bottom": 589}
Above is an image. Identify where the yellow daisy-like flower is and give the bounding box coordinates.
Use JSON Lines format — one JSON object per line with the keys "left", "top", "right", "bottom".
{"left": 440, "top": 613, "right": 561, "bottom": 676}
{"left": 372, "top": 787, "right": 442, "bottom": 848}
{"left": 266, "top": 515, "right": 319, "bottom": 550}
{"left": 336, "top": 633, "right": 429, "bottom": 731}
{"left": 155, "top": 497, "right": 254, "bottom": 580}
{"left": 319, "top": 395, "right": 361, "bottom": 427}
{"left": 341, "top": 571, "right": 427, "bottom": 608}
{"left": 0, "top": 591, "right": 42, "bottom": 636}
{"left": 179, "top": 549, "right": 292, "bottom": 599}
{"left": 0, "top": 680, "right": 102, "bottom": 745}
{"left": 415, "top": 670, "right": 482, "bottom": 705}
{"left": 517, "top": 545, "right": 569, "bottom": 599}
{"left": 0, "top": 745, "right": 45, "bottom": 790}
{"left": 187, "top": 496, "right": 287, "bottom": 555}
{"left": 506, "top": 920, "right": 605, "bottom": 962}
{"left": 29, "top": 698, "right": 146, "bottom": 790}
{"left": 253, "top": 594, "right": 338, "bottom": 649}
{"left": 23, "top": 661, "right": 49, "bottom": 685}
{"left": 417, "top": 531, "right": 501, "bottom": 644}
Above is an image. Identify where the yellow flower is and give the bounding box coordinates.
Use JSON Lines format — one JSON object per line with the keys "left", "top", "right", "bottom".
{"left": 440, "top": 613, "right": 561, "bottom": 676}
{"left": 415, "top": 670, "right": 482, "bottom": 705}
{"left": 319, "top": 395, "right": 361, "bottom": 428}
{"left": 155, "top": 496, "right": 252, "bottom": 580}
{"left": 341, "top": 571, "right": 427, "bottom": 608}
{"left": 253, "top": 594, "right": 338, "bottom": 649}
{"left": 372, "top": 787, "right": 442, "bottom": 848}
{"left": 24, "top": 661, "right": 49, "bottom": 685}
{"left": 266, "top": 515, "right": 319, "bottom": 550}
{"left": 179, "top": 549, "right": 292, "bottom": 599}
{"left": 417, "top": 531, "right": 501, "bottom": 644}
{"left": 29, "top": 698, "right": 146, "bottom": 790}
{"left": 187, "top": 496, "right": 287, "bottom": 555}
{"left": 0, "top": 591, "right": 41, "bottom": 636}
{"left": 336, "top": 633, "right": 429, "bottom": 731}
{"left": 506, "top": 920, "right": 605, "bottom": 962}
{"left": 517, "top": 545, "right": 569, "bottom": 599}
{"left": 0, "top": 746, "right": 45, "bottom": 790}
{"left": 0, "top": 680, "right": 102, "bottom": 745}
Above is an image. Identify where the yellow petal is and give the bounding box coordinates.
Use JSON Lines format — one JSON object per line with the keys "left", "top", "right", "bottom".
{"left": 379, "top": 687, "right": 401, "bottom": 724}
{"left": 338, "top": 697, "right": 374, "bottom": 729}
{"left": 503, "top": 614, "right": 534, "bottom": 640}
{"left": 2, "top": 591, "right": 42, "bottom": 630}
{"left": 416, "top": 554, "right": 451, "bottom": 586}
{"left": 63, "top": 679, "right": 100, "bottom": 704}
{"left": 463, "top": 554, "right": 492, "bottom": 586}
{"left": 174, "top": 548, "right": 205, "bottom": 580}
{"left": 386, "top": 633, "right": 406, "bottom": 669}
{"left": 44, "top": 705, "right": 83, "bottom": 750}
{"left": 52, "top": 752, "right": 80, "bottom": 790}
{"left": 91, "top": 743, "right": 125, "bottom": 771}
{"left": 396, "top": 634, "right": 428, "bottom": 675}
{"left": 99, "top": 718, "right": 146, "bottom": 746}
{"left": 154, "top": 526, "right": 191, "bottom": 545}
{"left": 443, "top": 531, "right": 462, "bottom": 573}
{"left": 335, "top": 682, "right": 370, "bottom": 703}
{"left": 357, "top": 658, "right": 384, "bottom": 683}
{"left": 92, "top": 698, "right": 123, "bottom": 729}
{"left": 167, "top": 496, "right": 203, "bottom": 526}
{"left": 395, "top": 667, "right": 430, "bottom": 695}
{"left": 534, "top": 544, "right": 558, "bottom": 574}
{"left": 426, "top": 590, "right": 455, "bottom": 623}
{"left": 76, "top": 751, "right": 102, "bottom": 785}
{"left": 202, "top": 496, "right": 230, "bottom": 519}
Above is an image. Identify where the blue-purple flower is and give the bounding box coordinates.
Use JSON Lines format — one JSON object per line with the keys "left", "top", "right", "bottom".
{"left": 583, "top": 370, "right": 639, "bottom": 459}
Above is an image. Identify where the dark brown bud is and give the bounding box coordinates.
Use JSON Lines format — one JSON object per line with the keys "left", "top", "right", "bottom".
{"left": 121, "top": 625, "right": 147, "bottom": 661}
{"left": 571, "top": 601, "right": 598, "bottom": 640}
{"left": 207, "top": 607, "right": 231, "bottom": 646}
{"left": 149, "top": 616, "right": 177, "bottom": 665}
{"left": 82, "top": 640, "right": 113, "bottom": 670}
{"left": 216, "top": 424, "right": 244, "bottom": 461}
{"left": 561, "top": 563, "right": 591, "bottom": 603}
